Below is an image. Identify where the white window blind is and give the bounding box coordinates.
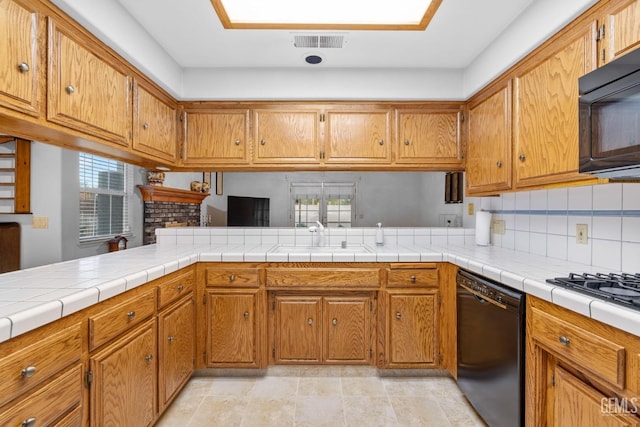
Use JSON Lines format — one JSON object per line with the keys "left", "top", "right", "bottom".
{"left": 79, "top": 153, "right": 131, "bottom": 240}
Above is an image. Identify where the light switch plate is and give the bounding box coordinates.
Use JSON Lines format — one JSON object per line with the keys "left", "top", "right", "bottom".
{"left": 576, "top": 224, "right": 588, "bottom": 244}
{"left": 468, "top": 203, "right": 475, "bottom": 215}
{"left": 32, "top": 216, "right": 49, "bottom": 229}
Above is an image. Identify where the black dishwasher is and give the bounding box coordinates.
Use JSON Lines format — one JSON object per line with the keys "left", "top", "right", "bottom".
{"left": 456, "top": 269, "right": 525, "bottom": 427}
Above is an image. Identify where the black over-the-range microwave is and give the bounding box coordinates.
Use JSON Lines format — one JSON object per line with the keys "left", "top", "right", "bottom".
{"left": 579, "top": 47, "right": 640, "bottom": 179}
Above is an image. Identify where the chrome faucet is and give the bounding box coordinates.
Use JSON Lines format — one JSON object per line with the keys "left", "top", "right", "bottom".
{"left": 307, "top": 221, "right": 325, "bottom": 246}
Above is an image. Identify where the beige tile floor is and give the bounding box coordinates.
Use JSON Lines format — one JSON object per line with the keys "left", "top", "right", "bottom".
{"left": 156, "top": 366, "right": 487, "bottom": 427}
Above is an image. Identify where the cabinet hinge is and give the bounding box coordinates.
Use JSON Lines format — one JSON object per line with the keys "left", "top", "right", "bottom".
{"left": 597, "top": 24, "right": 605, "bottom": 41}
{"left": 551, "top": 374, "right": 555, "bottom": 387}
{"left": 370, "top": 301, "right": 373, "bottom": 311}
{"left": 180, "top": 112, "right": 186, "bottom": 122}
{"left": 85, "top": 370, "right": 93, "bottom": 388}
{"left": 437, "top": 353, "right": 442, "bottom": 365}
{"left": 272, "top": 301, "right": 275, "bottom": 310}
{"left": 459, "top": 113, "right": 464, "bottom": 123}
{"left": 272, "top": 348, "right": 276, "bottom": 358}
{"left": 203, "top": 352, "right": 206, "bottom": 363}
{"left": 370, "top": 348, "right": 373, "bottom": 359}
{"left": 203, "top": 294, "right": 207, "bottom": 305}
{"left": 438, "top": 295, "right": 442, "bottom": 305}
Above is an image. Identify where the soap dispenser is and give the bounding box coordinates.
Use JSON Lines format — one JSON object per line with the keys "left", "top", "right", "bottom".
{"left": 375, "top": 222, "right": 384, "bottom": 246}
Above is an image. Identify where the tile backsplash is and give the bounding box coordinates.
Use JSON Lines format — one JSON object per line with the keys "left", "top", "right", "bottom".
{"left": 486, "top": 182, "right": 640, "bottom": 272}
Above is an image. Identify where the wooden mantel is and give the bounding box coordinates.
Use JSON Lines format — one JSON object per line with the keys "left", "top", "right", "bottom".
{"left": 137, "top": 185, "right": 209, "bottom": 204}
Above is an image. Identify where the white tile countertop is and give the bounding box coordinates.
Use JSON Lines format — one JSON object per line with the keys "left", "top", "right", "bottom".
{"left": 0, "top": 231, "right": 639, "bottom": 344}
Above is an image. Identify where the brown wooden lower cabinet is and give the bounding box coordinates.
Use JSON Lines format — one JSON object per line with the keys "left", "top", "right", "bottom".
{"left": 272, "top": 293, "right": 374, "bottom": 365}
{"left": 386, "top": 290, "right": 439, "bottom": 367}
{"left": 89, "top": 319, "right": 157, "bottom": 427}
{"left": 206, "top": 290, "right": 260, "bottom": 367}
{"left": 158, "top": 294, "right": 195, "bottom": 411}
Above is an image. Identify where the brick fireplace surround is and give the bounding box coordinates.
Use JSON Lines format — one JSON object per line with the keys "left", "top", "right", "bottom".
{"left": 137, "top": 185, "right": 209, "bottom": 245}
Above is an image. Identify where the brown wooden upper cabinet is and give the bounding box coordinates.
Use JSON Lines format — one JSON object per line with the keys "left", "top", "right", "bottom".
{"left": 324, "top": 109, "right": 391, "bottom": 164}
{"left": 513, "top": 22, "right": 595, "bottom": 188}
{"left": 182, "top": 108, "right": 250, "bottom": 166}
{"left": 132, "top": 79, "right": 177, "bottom": 163}
{"left": 597, "top": 0, "right": 640, "bottom": 66}
{"left": 466, "top": 82, "right": 512, "bottom": 195}
{"left": 0, "top": 0, "right": 40, "bottom": 117}
{"left": 395, "top": 108, "right": 462, "bottom": 166}
{"left": 253, "top": 109, "right": 320, "bottom": 164}
{"left": 47, "top": 18, "right": 131, "bottom": 147}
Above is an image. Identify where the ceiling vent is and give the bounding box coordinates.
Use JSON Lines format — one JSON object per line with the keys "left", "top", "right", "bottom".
{"left": 294, "top": 35, "right": 344, "bottom": 49}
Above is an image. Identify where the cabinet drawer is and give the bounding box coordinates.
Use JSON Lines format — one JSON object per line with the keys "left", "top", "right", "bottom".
{"left": 387, "top": 269, "right": 438, "bottom": 288}
{"left": 266, "top": 268, "right": 380, "bottom": 289}
{"left": 0, "top": 364, "right": 82, "bottom": 426}
{"left": 531, "top": 307, "right": 625, "bottom": 388}
{"left": 89, "top": 290, "right": 156, "bottom": 351}
{"left": 158, "top": 270, "right": 194, "bottom": 309}
{"left": 0, "top": 323, "right": 82, "bottom": 407}
{"left": 205, "top": 268, "right": 259, "bottom": 287}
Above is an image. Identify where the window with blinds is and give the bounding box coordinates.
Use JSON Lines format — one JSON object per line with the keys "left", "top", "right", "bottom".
{"left": 291, "top": 182, "right": 355, "bottom": 228}
{"left": 79, "top": 153, "right": 131, "bottom": 240}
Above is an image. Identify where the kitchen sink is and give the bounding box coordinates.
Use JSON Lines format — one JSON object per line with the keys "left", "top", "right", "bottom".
{"left": 269, "top": 244, "right": 374, "bottom": 253}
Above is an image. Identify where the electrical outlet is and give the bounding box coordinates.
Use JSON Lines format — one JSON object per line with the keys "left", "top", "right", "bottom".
{"left": 492, "top": 220, "right": 506, "bottom": 235}
{"left": 32, "top": 216, "right": 49, "bottom": 229}
{"left": 576, "top": 224, "right": 588, "bottom": 244}
{"left": 468, "top": 203, "right": 475, "bottom": 215}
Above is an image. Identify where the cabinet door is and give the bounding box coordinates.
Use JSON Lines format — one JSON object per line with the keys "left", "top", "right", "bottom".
{"left": 47, "top": 19, "right": 131, "bottom": 147}
{"left": 206, "top": 291, "right": 258, "bottom": 366}
{"left": 466, "top": 83, "right": 512, "bottom": 194}
{"left": 513, "top": 26, "right": 594, "bottom": 188}
{"left": 325, "top": 110, "right": 391, "bottom": 163}
{"left": 274, "top": 296, "right": 322, "bottom": 363}
{"left": 396, "top": 109, "right": 461, "bottom": 165}
{"left": 90, "top": 320, "right": 157, "bottom": 427}
{"left": 132, "top": 80, "right": 177, "bottom": 163}
{"left": 323, "top": 296, "right": 371, "bottom": 364}
{"left": 388, "top": 292, "right": 438, "bottom": 366}
{"left": 182, "top": 109, "right": 249, "bottom": 165}
{"left": 253, "top": 109, "right": 320, "bottom": 164}
{"left": 601, "top": 0, "right": 640, "bottom": 65}
{"left": 0, "top": 0, "right": 39, "bottom": 116}
{"left": 554, "top": 366, "right": 639, "bottom": 427}
{"left": 158, "top": 296, "right": 194, "bottom": 411}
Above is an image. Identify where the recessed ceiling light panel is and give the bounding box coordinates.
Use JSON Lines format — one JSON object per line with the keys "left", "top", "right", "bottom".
{"left": 211, "top": 0, "right": 442, "bottom": 30}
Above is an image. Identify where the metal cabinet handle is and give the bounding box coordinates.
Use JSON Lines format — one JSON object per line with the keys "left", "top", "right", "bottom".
{"left": 127, "top": 311, "right": 136, "bottom": 319}
{"left": 404, "top": 139, "right": 410, "bottom": 146}
{"left": 145, "top": 354, "right": 153, "bottom": 362}
{"left": 559, "top": 336, "right": 570, "bottom": 346}
{"left": 22, "top": 417, "right": 36, "bottom": 427}
{"left": 307, "top": 318, "right": 313, "bottom": 325}
{"left": 496, "top": 160, "right": 503, "bottom": 168}
{"left": 378, "top": 139, "right": 384, "bottom": 146}
{"left": 21, "top": 366, "right": 37, "bottom": 378}
{"left": 332, "top": 318, "right": 337, "bottom": 326}
{"left": 410, "top": 275, "right": 416, "bottom": 282}
{"left": 260, "top": 139, "right": 266, "bottom": 145}
{"left": 65, "top": 85, "right": 75, "bottom": 95}
{"left": 229, "top": 274, "right": 235, "bottom": 282}
{"left": 177, "top": 284, "right": 184, "bottom": 292}
{"left": 17, "top": 62, "right": 30, "bottom": 73}
{"left": 519, "top": 154, "right": 526, "bottom": 162}
{"left": 168, "top": 336, "right": 175, "bottom": 343}
{"left": 395, "top": 312, "right": 402, "bottom": 320}
{"left": 142, "top": 123, "right": 149, "bottom": 130}
{"left": 234, "top": 139, "right": 241, "bottom": 145}
{"left": 244, "top": 311, "right": 249, "bottom": 319}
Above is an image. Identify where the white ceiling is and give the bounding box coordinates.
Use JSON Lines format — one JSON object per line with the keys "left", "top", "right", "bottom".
{"left": 115, "top": 0, "right": 535, "bottom": 69}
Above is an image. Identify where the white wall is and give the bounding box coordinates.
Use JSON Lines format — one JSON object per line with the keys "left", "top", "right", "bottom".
{"left": 186, "top": 171, "right": 465, "bottom": 227}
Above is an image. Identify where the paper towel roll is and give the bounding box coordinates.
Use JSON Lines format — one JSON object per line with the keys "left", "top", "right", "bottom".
{"left": 475, "top": 211, "right": 492, "bottom": 246}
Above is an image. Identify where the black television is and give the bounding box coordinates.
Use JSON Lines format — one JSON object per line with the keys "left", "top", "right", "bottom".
{"left": 227, "top": 196, "right": 270, "bottom": 227}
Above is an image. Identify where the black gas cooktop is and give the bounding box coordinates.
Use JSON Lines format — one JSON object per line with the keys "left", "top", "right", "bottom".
{"left": 547, "top": 273, "right": 640, "bottom": 310}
